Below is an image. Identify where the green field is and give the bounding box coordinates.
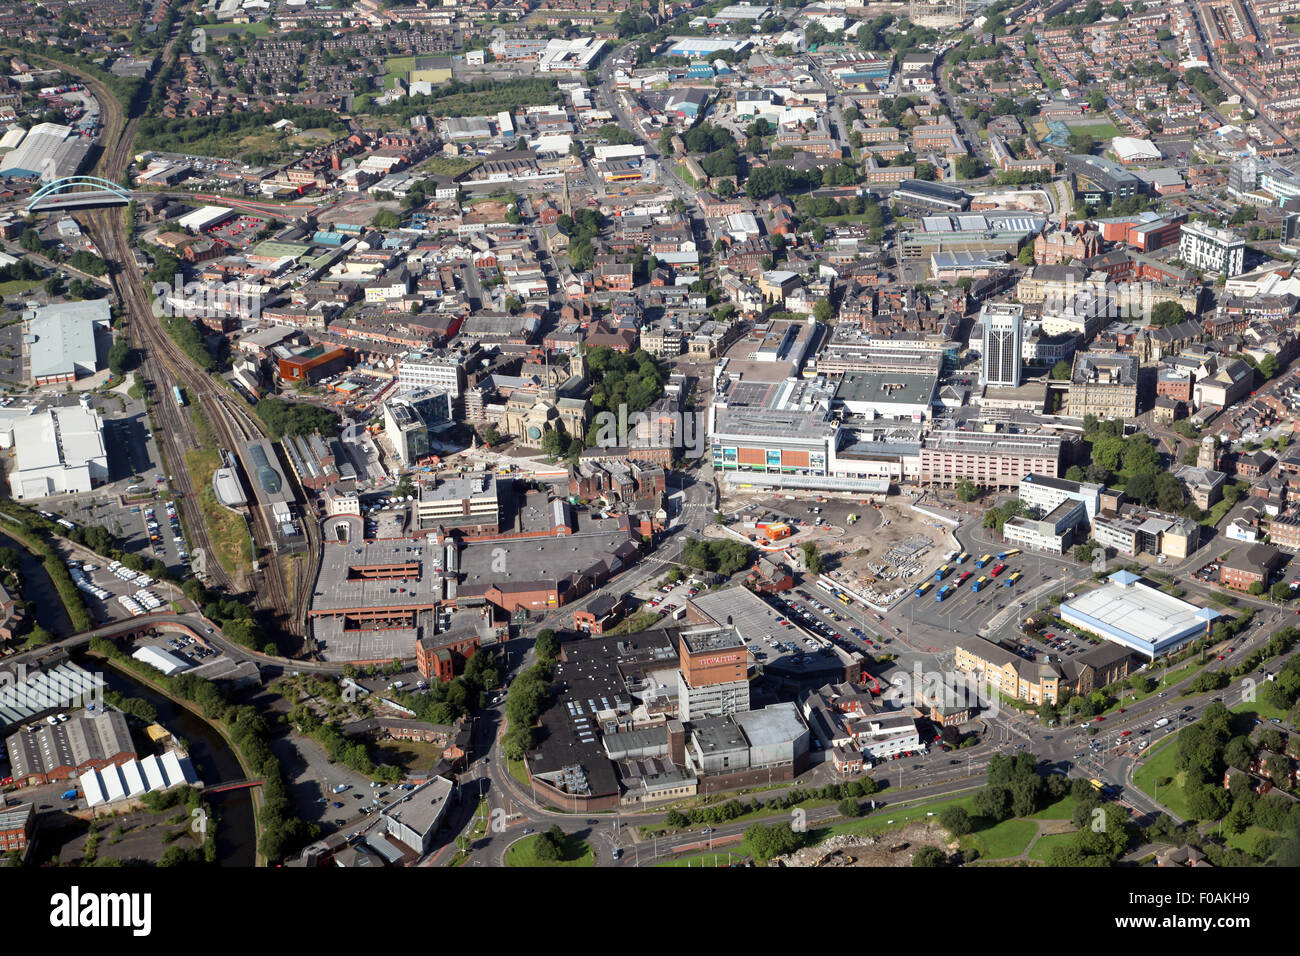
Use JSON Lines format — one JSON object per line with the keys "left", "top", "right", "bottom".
{"left": 1230, "top": 699, "right": 1291, "bottom": 722}
{"left": 1223, "top": 824, "right": 1281, "bottom": 858}
{"left": 1028, "top": 795, "right": 1078, "bottom": 820}
{"left": 504, "top": 833, "right": 594, "bottom": 868}
{"left": 206, "top": 21, "right": 271, "bottom": 37}
{"left": 814, "top": 793, "right": 978, "bottom": 842}
{"left": 0, "top": 279, "right": 39, "bottom": 295}
{"left": 505, "top": 756, "right": 531, "bottom": 790}
{"left": 1027, "top": 831, "right": 1076, "bottom": 862}
{"left": 969, "top": 818, "right": 1038, "bottom": 859}
{"left": 1132, "top": 730, "right": 1194, "bottom": 819}
{"left": 1068, "top": 120, "right": 1123, "bottom": 140}
{"left": 382, "top": 56, "right": 417, "bottom": 90}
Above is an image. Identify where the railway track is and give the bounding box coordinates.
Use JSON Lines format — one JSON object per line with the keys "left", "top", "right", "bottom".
{"left": 47, "top": 18, "right": 323, "bottom": 645}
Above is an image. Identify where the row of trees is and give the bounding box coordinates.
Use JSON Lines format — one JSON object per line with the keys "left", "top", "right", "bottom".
{"left": 680, "top": 539, "right": 754, "bottom": 578}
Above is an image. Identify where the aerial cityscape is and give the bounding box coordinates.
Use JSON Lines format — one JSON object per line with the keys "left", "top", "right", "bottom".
{"left": 0, "top": 0, "right": 1299, "bottom": 887}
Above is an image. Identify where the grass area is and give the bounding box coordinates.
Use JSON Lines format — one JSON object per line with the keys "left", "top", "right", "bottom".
{"left": 1027, "top": 830, "right": 1076, "bottom": 862}
{"left": 371, "top": 738, "right": 445, "bottom": 773}
{"left": 1230, "top": 699, "right": 1291, "bottom": 722}
{"left": 205, "top": 21, "right": 271, "bottom": 37}
{"left": 1066, "top": 120, "right": 1123, "bottom": 139}
{"left": 655, "top": 850, "right": 747, "bottom": 867}
{"left": 812, "top": 793, "right": 978, "bottom": 842}
{"left": 1132, "top": 729, "right": 1194, "bottom": 820}
{"left": 504, "top": 833, "right": 594, "bottom": 867}
{"left": 639, "top": 798, "right": 835, "bottom": 838}
{"left": 969, "top": 818, "right": 1038, "bottom": 859}
{"left": 606, "top": 611, "right": 662, "bottom": 635}
{"left": 1223, "top": 824, "right": 1280, "bottom": 857}
{"left": 418, "top": 156, "right": 482, "bottom": 178}
{"left": 506, "top": 755, "right": 531, "bottom": 791}
{"left": 382, "top": 56, "right": 417, "bottom": 90}
{"left": 1028, "top": 794, "right": 1078, "bottom": 820}
{"left": 0, "top": 279, "right": 39, "bottom": 295}
{"left": 183, "top": 408, "right": 253, "bottom": 580}
{"left": 1202, "top": 496, "right": 1237, "bottom": 528}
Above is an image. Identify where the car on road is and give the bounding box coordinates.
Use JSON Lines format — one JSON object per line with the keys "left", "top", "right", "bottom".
{"left": 523, "top": 827, "right": 535, "bottom": 835}
{"left": 700, "top": 828, "right": 715, "bottom": 835}
{"left": 1120, "top": 731, "right": 1131, "bottom": 737}
{"left": 333, "top": 801, "right": 343, "bottom": 808}
{"left": 1094, "top": 716, "right": 1104, "bottom": 722}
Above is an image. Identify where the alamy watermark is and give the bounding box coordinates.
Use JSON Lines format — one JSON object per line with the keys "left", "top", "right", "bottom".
{"left": 587, "top": 403, "right": 708, "bottom": 459}
{"left": 151, "top": 275, "right": 264, "bottom": 321}
{"left": 881, "top": 662, "right": 1000, "bottom": 718}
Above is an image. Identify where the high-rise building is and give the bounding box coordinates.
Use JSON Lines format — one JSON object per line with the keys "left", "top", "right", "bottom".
{"left": 979, "top": 302, "right": 1024, "bottom": 388}
{"left": 676, "top": 626, "right": 751, "bottom": 721}
{"left": 1282, "top": 211, "right": 1300, "bottom": 256}
{"left": 1178, "top": 220, "right": 1245, "bottom": 277}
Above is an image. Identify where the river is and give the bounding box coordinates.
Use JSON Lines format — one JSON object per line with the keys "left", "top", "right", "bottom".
{"left": 94, "top": 661, "right": 258, "bottom": 866}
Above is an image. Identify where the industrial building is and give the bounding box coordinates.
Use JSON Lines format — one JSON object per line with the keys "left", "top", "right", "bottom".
{"left": 1057, "top": 570, "right": 1218, "bottom": 658}
{"left": 0, "top": 122, "right": 91, "bottom": 179}
{"left": 25, "top": 298, "right": 112, "bottom": 385}
{"left": 1, "top": 403, "right": 108, "bottom": 499}
{"left": 4, "top": 709, "right": 136, "bottom": 787}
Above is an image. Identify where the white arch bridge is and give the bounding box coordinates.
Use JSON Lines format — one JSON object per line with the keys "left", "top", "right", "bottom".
{"left": 26, "top": 176, "right": 132, "bottom": 212}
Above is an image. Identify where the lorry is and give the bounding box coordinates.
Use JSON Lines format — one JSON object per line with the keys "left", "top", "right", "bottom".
{"left": 1153, "top": 717, "right": 1170, "bottom": 729}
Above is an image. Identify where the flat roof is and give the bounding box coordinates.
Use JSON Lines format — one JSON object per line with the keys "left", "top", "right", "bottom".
{"left": 1059, "top": 574, "right": 1217, "bottom": 657}
{"left": 835, "top": 370, "right": 937, "bottom": 408}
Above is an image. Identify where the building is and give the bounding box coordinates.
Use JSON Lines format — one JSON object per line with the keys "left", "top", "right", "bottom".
{"left": 979, "top": 302, "right": 1023, "bottom": 388}
{"left": 25, "top": 299, "right": 111, "bottom": 385}
{"left": 1066, "top": 351, "right": 1139, "bottom": 419}
{"left": 277, "top": 344, "right": 348, "bottom": 384}
{"left": 954, "top": 636, "right": 1132, "bottom": 706}
{"left": 383, "top": 388, "right": 454, "bottom": 465}
{"left": 1019, "top": 472, "right": 1103, "bottom": 522}
{"left": 2, "top": 404, "right": 108, "bottom": 499}
{"left": 415, "top": 472, "right": 500, "bottom": 533}
{"left": 1178, "top": 220, "right": 1245, "bottom": 277}
{"left": 1219, "top": 543, "right": 1286, "bottom": 592}
{"left": 4, "top": 709, "right": 136, "bottom": 787}
{"left": 1057, "top": 570, "right": 1218, "bottom": 658}
{"left": 676, "top": 626, "right": 750, "bottom": 722}
{"left": 1172, "top": 464, "right": 1226, "bottom": 509}
{"left": 0, "top": 801, "right": 33, "bottom": 855}
{"left": 573, "top": 593, "right": 626, "bottom": 636}
{"left": 0, "top": 122, "right": 90, "bottom": 179}
{"left": 397, "top": 349, "right": 465, "bottom": 398}
{"left": 919, "top": 427, "right": 1064, "bottom": 489}
{"left": 381, "top": 775, "right": 456, "bottom": 855}
{"left": 891, "top": 179, "right": 969, "bottom": 214}
{"left": 1002, "top": 498, "right": 1087, "bottom": 554}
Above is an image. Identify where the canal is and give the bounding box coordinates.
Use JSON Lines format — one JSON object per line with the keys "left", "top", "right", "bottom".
{"left": 0, "top": 527, "right": 73, "bottom": 636}
{"left": 93, "top": 660, "right": 258, "bottom": 866}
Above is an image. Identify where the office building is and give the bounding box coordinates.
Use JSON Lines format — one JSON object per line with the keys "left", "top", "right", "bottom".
{"left": 919, "top": 428, "right": 1064, "bottom": 489}
{"left": 383, "top": 388, "right": 454, "bottom": 465}
{"left": 1066, "top": 351, "right": 1139, "bottom": 419}
{"left": 381, "top": 776, "right": 456, "bottom": 854}
{"left": 1178, "top": 220, "right": 1245, "bottom": 277}
{"left": 979, "top": 302, "right": 1024, "bottom": 388}
{"left": 1019, "top": 472, "right": 1103, "bottom": 522}
{"left": 954, "top": 636, "right": 1132, "bottom": 705}
{"left": 676, "top": 626, "right": 750, "bottom": 722}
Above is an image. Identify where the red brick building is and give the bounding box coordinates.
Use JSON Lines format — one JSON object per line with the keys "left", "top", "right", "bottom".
{"left": 1219, "top": 543, "right": 1285, "bottom": 591}
{"left": 0, "top": 802, "right": 34, "bottom": 854}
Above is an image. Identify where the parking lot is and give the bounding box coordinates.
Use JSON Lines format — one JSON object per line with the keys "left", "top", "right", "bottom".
{"left": 65, "top": 556, "right": 181, "bottom": 625}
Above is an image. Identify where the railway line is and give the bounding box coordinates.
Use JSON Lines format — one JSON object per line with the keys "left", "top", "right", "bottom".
{"left": 55, "top": 20, "right": 320, "bottom": 641}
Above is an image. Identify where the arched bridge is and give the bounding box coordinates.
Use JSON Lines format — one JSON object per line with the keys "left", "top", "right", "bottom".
{"left": 26, "top": 176, "right": 132, "bottom": 212}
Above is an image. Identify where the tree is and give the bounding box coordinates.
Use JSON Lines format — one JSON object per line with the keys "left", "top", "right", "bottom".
{"left": 1149, "top": 301, "right": 1186, "bottom": 327}
{"left": 1259, "top": 354, "right": 1279, "bottom": 380}
{"left": 956, "top": 478, "right": 979, "bottom": 502}
{"left": 1018, "top": 244, "right": 1036, "bottom": 266}
{"left": 973, "top": 784, "right": 1013, "bottom": 821}
{"left": 1248, "top": 581, "right": 1265, "bottom": 596}
{"left": 939, "top": 806, "right": 972, "bottom": 837}
{"left": 1271, "top": 581, "right": 1293, "bottom": 602}
{"left": 372, "top": 209, "right": 401, "bottom": 229}
{"left": 912, "top": 845, "right": 946, "bottom": 867}
{"left": 107, "top": 336, "right": 132, "bottom": 377}
{"left": 534, "top": 629, "right": 560, "bottom": 663}
{"left": 800, "top": 542, "right": 825, "bottom": 575}
{"left": 813, "top": 299, "right": 833, "bottom": 323}
{"left": 837, "top": 797, "right": 863, "bottom": 817}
